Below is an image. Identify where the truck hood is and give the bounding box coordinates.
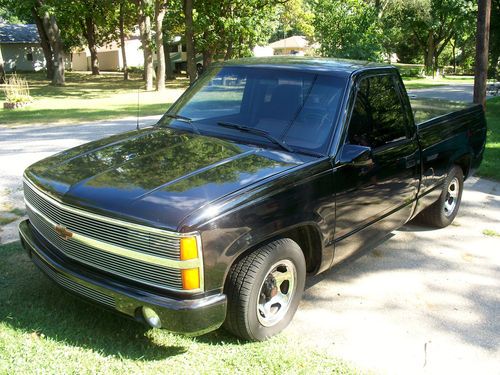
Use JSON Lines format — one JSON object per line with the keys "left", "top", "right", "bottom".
{"left": 25, "top": 127, "right": 304, "bottom": 230}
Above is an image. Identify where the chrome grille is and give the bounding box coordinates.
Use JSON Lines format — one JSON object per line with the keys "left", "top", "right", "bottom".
{"left": 23, "top": 182, "right": 181, "bottom": 260}
{"left": 24, "top": 180, "right": 184, "bottom": 291}
{"left": 32, "top": 253, "right": 115, "bottom": 308}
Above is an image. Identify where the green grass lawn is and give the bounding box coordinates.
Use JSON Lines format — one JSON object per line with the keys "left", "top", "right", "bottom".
{"left": 403, "top": 76, "right": 475, "bottom": 90}
{"left": 0, "top": 72, "right": 188, "bottom": 127}
{"left": 0, "top": 242, "right": 356, "bottom": 374}
{"left": 477, "top": 97, "right": 500, "bottom": 181}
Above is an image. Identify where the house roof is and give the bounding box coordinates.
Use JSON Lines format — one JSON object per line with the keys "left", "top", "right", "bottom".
{"left": 0, "top": 23, "right": 40, "bottom": 44}
{"left": 268, "top": 36, "right": 310, "bottom": 50}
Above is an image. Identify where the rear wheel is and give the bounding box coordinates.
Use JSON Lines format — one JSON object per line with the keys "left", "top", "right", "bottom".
{"left": 416, "top": 165, "right": 464, "bottom": 228}
{"left": 223, "top": 238, "right": 306, "bottom": 341}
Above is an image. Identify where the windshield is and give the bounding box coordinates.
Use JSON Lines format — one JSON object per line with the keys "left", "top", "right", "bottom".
{"left": 159, "top": 66, "right": 346, "bottom": 154}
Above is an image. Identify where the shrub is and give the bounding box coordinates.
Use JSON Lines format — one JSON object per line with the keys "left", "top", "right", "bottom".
{"left": 394, "top": 63, "right": 425, "bottom": 78}
{"left": 3, "top": 74, "right": 33, "bottom": 104}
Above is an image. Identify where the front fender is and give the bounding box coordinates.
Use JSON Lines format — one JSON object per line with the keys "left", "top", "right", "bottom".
{"left": 183, "top": 159, "right": 336, "bottom": 292}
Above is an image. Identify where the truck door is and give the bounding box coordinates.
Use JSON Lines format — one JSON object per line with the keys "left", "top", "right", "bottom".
{"left": 332, "top": 73, "right": 420, "bottom": 265}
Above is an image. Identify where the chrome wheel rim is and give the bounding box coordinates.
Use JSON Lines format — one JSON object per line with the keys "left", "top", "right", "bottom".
{"left": 444, "top": 177, "right": 459, "bottom": 217}
{"left": 257, "top": 260, "right": 297, "bottom": 327}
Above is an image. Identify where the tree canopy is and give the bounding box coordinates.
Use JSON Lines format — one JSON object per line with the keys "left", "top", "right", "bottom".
{"left": 1, "top": 0, "right": 497, "bottom": 83}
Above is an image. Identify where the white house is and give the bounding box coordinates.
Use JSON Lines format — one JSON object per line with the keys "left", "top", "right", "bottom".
{"left": 0, "top": 22, "right": 45, "bottom": 72}
{"left": 71, "top": 36, "right": 144, "bottom": 71}
{"left": 267, "top": 36, "right": 319, "bottom": 56}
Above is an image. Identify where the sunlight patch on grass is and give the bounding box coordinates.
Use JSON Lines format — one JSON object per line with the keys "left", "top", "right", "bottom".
{"left": 0, "top": 72, "right": 188, "bottom": 127}
{"left": 482, "top": 229, "right": 500, "bottom": 238}
{"left": 477, "top": 97, "right": 500, "bottom": 181}
{"left": 403, "top": 76, "right": 474, "bottom": 90}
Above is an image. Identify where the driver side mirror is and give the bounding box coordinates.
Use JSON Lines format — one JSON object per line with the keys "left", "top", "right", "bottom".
{"left": 338, "top": 144, "right": 373, "bottom": 167}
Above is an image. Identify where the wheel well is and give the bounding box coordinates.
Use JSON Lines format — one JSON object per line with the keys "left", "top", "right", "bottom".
{"left": 454, "top": 155, "right": 471, "bottom": 180}
{"left": 280, "top": 225, "right": 322, "bottom": 273}
{"left": 222, "top": 225, "right": 323, "bottom": 292}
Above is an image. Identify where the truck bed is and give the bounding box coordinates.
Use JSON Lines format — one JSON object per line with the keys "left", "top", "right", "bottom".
{"left": 412, "top": 97, "right": 486, "bottom": 197}
{"left": 410, "top": 97, "right": 474, "bottom": 125}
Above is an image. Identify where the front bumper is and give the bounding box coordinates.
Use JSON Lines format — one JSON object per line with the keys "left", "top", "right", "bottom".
{"left": 19, "top": 219, "right": 227, "bottom": 336}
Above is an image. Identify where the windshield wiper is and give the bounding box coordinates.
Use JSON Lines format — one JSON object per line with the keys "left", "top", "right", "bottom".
{"left": 164, "top": 114, "right": 201, "bottom": 134}
{"left": 217, "top": 121, "right": 293, "bottom": 152}
{"left": 165, "top": 113, "right": 192, "bottom": 123}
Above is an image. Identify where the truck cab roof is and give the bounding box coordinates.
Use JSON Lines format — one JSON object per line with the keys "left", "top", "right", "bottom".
{"left": 219, "top": 56, "right": 394, "bottom": 78}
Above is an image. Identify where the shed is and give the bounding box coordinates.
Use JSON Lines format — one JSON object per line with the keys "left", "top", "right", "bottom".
{"left": 0, "top": 23, "right": 45, "bottom": 72}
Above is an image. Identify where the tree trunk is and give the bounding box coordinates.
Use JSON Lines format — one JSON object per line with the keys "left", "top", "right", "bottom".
{"left": 224, "top": 40, "right": 234, "bottom": 60}
{"left": 32, "top": 6, "right": 54, "bottom": 80}
{"left": 83, "top": 17, "right": 100, "bottom": 75}
{"left": 452, "top": 40, "right": 457, "bottom": 74}
{"left": 434, "top": 52, "right": 440, "bottom": 77}
{"left": 425, "top": 32, "right": 435, "bottom": 77}
{"left": 202, "top": 50, "right": 213, "bottom": 70}
{"left": 490, "top": 51, "right": 499, "bottom": 79}
{"left": 164, "top": 38, "right": 174, "bottom": 80}
{"left": 88, "top": 45, "right": 99, "bottom": 75}
{"left": 0, "top": 47, "right": 5, "bottom": 84}
{"left": 154, "top": 0, "right": 167, "bottom": 91}
{"left": 183, "top": 0, "right": 196, "bottom": 84}
{"left": 119, "top": 1, "right": 129, "bottom": 80}
{"left": 137, "top": 0, "right": 154, "bottom": 90}
{"left": 40, "top": 9, "right": 65, "bottom": 86}
{"left": 473, "top": 0, "right": 492, "bottom": 109}
{"left": 201, "top": 30, "right": 213, "bottom": 70}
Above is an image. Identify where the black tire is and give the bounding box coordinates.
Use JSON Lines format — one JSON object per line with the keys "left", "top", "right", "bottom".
{"left": 416, "top": 165, "right": 464, "bottom": 228}
{"left": 223, "top": 238, "right": 306, "bottom": 341}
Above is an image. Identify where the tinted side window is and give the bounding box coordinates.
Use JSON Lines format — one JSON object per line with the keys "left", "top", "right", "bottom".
{"left": 347, "top": 75, "right": 408, "bottom": 148}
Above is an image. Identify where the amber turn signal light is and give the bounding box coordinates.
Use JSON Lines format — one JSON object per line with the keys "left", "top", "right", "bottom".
{"left": 180, "top": 237, "right": 198, "bottom": 260}
{"left": 180, "top": 237, "right": 200, "bottom": 290}
{"left": 181, "top": 268, "right": 200, "bottom": 290}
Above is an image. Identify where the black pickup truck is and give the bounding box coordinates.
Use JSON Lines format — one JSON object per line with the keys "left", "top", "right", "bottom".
{"left": 19, "top": 57, "right": 487, "bottom": 341}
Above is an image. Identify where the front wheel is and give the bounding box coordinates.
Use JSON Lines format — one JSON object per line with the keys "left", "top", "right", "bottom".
{"left": 416, "top": 165, "right": 464, "bottom": 228}
{"left": 223, "top": 238, "right": 306, "bottom": 341}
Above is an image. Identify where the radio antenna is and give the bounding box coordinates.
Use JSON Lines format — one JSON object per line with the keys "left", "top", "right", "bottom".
{"left": 136, "top": 85, "right": 140, "bottom": 130}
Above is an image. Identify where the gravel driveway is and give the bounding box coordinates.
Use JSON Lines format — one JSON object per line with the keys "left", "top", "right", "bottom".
{"left": 1, "top": 114, "right": 499, "bottom": 375}
{"left": 290, "top": 176, "right": 500, "bottom": 374}
{"left": 407, "top": 83, "right": 475, "bottom": 102}
{"left": 407, "top": 83, "right": 498, "bottom": 102}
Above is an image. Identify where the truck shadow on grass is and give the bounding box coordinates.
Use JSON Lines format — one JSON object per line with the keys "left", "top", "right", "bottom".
{"left": 0, "top": 243, "right": 250, "bottom": 361}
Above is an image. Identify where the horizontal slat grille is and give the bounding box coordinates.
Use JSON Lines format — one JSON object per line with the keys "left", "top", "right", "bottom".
{"left": 24, "top": 182, "right": 181, "bottom": 260}
{"left": 24, "top": 181, "right": 183, "bottom": 290}
{"left": 32, "top": 253, "right": 115, "bottom": 308}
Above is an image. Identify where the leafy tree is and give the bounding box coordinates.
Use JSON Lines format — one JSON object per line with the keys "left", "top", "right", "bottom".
{"left": 271, "top": 0, "right": 315, "bottom": 42}
{"left": 162, "top": 0, "right": 183, "bottom": 80}
{"left": 35, "top": 0, "right": 65, "bottom": 85}
{"left": 154, "top": 0, "right": 167, "bottom": 90}
{"left": 387, "top": 0, "right": 475, "bottom": 75}
{"left": 118, "top": 0, "right": 137, "bottom": 80}
{"left": 135, "top": 0, "right": 154, "bottom": 90}
{"left": 0, "top": 0, "right": 32, "bottom": 23}
{"left": 312, "top": 0, "right": 383, "bottom": 60}
{"left": 194, "top": 0, "right": 284, "bottom": 71}
{"left": 183, "top": 0, "right": 196, "bottom": 83}
{"left": 489, "top": 0, "right": 500, "bottom": 78}
{"left": 473, "top": 0, "right": 492, "bottom": 108}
